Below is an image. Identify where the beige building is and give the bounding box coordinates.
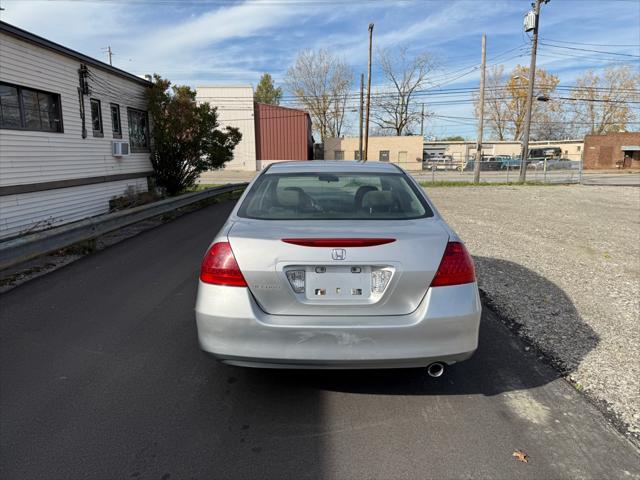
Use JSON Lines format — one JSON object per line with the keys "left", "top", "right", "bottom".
{"left": 424, "top": 139, "right": 584, "bottom": 162}
{"left": 324, "top": 136, "right": 423, "bottom": 171}
{"left": 196, "top": 85, "right": 257, "bottom": 171}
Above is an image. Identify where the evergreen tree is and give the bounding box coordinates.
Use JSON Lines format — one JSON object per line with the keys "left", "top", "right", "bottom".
{"left": 255, "top": 73, "right": 283, "bottom": 105}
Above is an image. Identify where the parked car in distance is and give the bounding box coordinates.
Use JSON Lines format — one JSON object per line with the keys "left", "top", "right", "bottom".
{"left": 423, "top": 155, "right": 459, "bottom": 171}
{"left": 195, "top": 161, "right": 481, "bottom": 373}
{"left": 529, "top": 158, "right": 576, "bottom": 170}
{"left": 529, "top": 147, "right": 562, "bottom": 159}
{"left": 499, "top": 156, "right": 521, "bottom": 170}
{"left": 462, "top": 157, "right": 501, "bottom": 171}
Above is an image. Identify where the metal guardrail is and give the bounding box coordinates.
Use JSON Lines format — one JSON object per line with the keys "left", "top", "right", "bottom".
{"left": 0, "top": 183, "right": 247, "bottom": 271}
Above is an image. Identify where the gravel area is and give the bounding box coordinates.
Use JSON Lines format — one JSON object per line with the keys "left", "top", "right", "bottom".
{"left": 427, "top": 185, "right": 640, "bottom": 440}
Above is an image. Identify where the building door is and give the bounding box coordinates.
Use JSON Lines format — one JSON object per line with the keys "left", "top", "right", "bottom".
{"left": 599, "top": 146, "right": 613, "bottom": 168}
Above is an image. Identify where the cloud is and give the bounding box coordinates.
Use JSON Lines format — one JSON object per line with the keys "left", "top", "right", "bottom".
{"left": 141, "top": 1, "right": 301, "bottom": 55}
{"left": 2, "top": 0, "right": 132, "bottom": 44}
{"left": 2, "top": 0, "right": 637, "bottom": 136}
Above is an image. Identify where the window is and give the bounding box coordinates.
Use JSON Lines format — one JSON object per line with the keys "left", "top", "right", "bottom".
{"left": 127, "top": 108, "right": 150, "bottom": 152}
{"left": 398, "top": 151, "right": 407, "bottom": 162}
{"left": 237, "top": 172, "right": 432, "bottom": 220}
{"left": 0, "top": 84, "right": 20, "bottom": 129}
{"left": 90, "top": 99, "right": 103, "bottom": 137}
{"left": 577, "top": 145, "right": 581, "bottom": 152}
{"left": 110, "top": 103, "right": 122, "bottom": 138}
{"left": 334, "top": 150, "right": 344, "bottom": 160}
{"left": 0, "top": 82, "right": 63, "bottom": 132}
{"left": 379, "top": 150, "right": 390, "bottom": 162}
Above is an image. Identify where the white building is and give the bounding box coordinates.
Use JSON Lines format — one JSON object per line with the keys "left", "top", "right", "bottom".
{"left": 0, "top": 21, "right": 153, "bottom": 240}
{"left": 195, "top": 85, "right": 257, "bottom": 172}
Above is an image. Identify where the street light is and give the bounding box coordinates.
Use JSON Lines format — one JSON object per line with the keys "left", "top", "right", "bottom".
{"left": 513, "top": 75, "right": 550, "bottom": 102}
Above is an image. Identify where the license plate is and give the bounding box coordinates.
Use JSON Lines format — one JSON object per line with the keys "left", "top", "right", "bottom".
{"left": 305, "top": 265, "right": 371, "bottom": 300}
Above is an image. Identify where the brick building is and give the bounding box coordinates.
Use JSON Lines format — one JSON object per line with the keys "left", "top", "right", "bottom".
{"left": 583, "top": 132, "right": 640, "bottom": 170}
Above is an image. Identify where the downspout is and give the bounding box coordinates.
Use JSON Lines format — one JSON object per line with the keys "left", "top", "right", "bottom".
{"left": 78, "top": 64, "right": 89, "bottom": 139}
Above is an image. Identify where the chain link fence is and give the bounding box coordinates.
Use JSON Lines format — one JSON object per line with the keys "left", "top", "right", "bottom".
{"left": 416, "top": 152, "right": 583, "bottom": 184}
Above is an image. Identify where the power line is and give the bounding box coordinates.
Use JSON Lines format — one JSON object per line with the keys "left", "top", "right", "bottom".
{"left": 551, "top": 96, "right": 640, "bottom": 105}
{"left": 195, "top": 83, "right": 639, "bottom": 104}
{"left": 431, "top": 113, "right": 640, "bottom": 126}
{"left": 537, "top": 52, "right": 636, "bottom": 64}
{"left": 539, "top": 42, "right": 640, "bottom": 58}
{"left": 82, "top": 67, "right": 639, "bottom": 113}
{"left": 541, "top": 37, "right": 640, "bottom": 48}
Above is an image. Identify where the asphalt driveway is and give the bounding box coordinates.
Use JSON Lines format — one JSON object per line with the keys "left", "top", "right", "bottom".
{"left": 1, "top": 201, "right": 638, "bottom": 479}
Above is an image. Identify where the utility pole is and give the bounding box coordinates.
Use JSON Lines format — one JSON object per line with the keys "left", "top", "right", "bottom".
{"left": 420, "top": 103, "right": 425, "bottom": 138}
{"left": 103, "top": 46, "right": 114, "bottom": 66}
{"left": 364, "top": 23, "right": 374, "bottom": 162}
{"left": 474, "top": 33, "right": 487, "bottom": 184}
{"left": 359, "top": 73, "right": 364, "bottom": 161}
{"left": 519, "top": 0, "right": 545, "bottom": 183}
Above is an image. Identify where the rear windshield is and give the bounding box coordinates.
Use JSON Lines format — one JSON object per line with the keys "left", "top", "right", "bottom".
{"left": 237, "top": 172, "right": 433, "bottom": 220}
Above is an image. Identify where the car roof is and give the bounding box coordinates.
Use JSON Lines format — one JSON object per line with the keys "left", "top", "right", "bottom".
{"left": 264, "top": 161, "right": 402, "bottom": 174}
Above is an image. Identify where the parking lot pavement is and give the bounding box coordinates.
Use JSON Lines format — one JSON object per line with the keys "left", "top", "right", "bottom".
{"left": 1, "top": 201, "right": 639, "bottom": 479}
{"left": 580, "top": 171, "right": 640, "bottom": 186}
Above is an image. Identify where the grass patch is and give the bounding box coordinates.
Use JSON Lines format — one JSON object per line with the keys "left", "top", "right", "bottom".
{"left": 419, "top": 181, "right": 559, "bottom": 187}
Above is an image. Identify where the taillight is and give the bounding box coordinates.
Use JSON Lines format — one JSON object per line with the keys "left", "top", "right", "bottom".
{"left": 430, "top": 241, "right": 476, "bottom": 287}
{"left": 200, "top": 242, "right": 247, "bottom": 287}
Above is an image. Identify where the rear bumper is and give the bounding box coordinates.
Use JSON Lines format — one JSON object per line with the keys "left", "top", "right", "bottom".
{"left": 195, "top": 282, "right": 481, "bottom": 369}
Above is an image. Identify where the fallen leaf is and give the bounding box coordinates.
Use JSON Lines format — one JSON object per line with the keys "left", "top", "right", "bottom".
{"left": 512, "top": 450, "right": 529, "bottom": 463}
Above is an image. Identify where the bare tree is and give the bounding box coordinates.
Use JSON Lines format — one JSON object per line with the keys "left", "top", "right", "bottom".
{"left": 477, "top": 64, "right": 559, "bottom": 141}
{"left": 328, "top": 60, "right": 352, "bottom": 138}
{"left": 505, "top": 65, "right": 559, "bottom": 141}
{"left": 476, "top": 65, "right": 509, "bottom": 140}
{"left": 569, "top": 66, "right": 640, "bottom": 136}
{"left": 531, "top": 107, "right": 576, "bottom": 141}
{"left": 285, "top": 49, "right": 353, "bottom": 141}
{"left": 372, "top": 47, "right": 437, "bottom": 136}
{"left": 531, "top": 105, "right": 580, "bottom": 140}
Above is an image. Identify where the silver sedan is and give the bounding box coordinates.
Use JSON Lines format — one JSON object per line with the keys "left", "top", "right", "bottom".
{"left": 195, "top": 161, "right": 481, "bottom": 374}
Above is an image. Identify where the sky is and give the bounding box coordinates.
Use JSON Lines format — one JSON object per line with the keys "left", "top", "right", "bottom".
{"left": 2, "top": 0, "right": 639, "bottom": 138}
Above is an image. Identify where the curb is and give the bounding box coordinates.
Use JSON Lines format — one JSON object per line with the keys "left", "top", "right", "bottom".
{"left": 0, "top": 183, "right": 247, "bottom": 271}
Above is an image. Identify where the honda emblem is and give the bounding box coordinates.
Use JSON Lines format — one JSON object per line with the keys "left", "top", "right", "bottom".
{"left": 331, "top": 248, "right": 346, "bottom": 260}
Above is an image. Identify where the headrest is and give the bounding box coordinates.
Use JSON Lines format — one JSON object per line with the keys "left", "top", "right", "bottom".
{"left": 362, "top": 191, "right": 394, "bottom": 209}
{"left": 277, "top": 189, "right": 300, "bottom": 207}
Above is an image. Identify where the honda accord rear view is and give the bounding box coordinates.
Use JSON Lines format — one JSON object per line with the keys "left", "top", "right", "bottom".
{"left": 195, "top": 161, "right": 481, "bottom": 370}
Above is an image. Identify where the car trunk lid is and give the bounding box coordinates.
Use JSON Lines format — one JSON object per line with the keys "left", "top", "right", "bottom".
{"left": 227, "top": 219, "right": 449, "bottom": 316}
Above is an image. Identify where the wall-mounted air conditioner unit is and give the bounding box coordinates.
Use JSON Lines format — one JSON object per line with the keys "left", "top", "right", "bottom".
{"left": 112, "top": 140, "right": 130, "bottom": 157}
{"left": 523, "top": 11, "right": 536, "bottom": 32}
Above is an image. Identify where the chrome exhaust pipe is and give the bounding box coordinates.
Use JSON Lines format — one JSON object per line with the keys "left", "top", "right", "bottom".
{"left": 426, "top": 362, "right": 445, "bottom": 378}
